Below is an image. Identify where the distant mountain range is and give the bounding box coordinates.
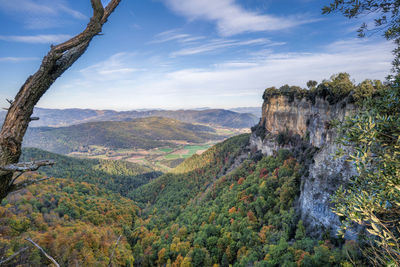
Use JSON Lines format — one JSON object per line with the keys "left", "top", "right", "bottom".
{"left": 230, "top": 106, "right": 261, "bottom": 117}
{"left": 23, "top": 117, "right": 225, "bottom": 154}
{"left": 0, "top": 107, "right": 259, "bottom": 129}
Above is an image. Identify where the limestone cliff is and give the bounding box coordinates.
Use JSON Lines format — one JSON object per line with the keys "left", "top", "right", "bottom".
{"left": 250, "top": 94, "right": 357, "bottom": 236}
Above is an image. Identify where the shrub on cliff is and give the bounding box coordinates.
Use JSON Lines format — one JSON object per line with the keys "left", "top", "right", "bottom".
{"left": 353, "top": 79, "right": 386, "bottom": 102}
{"left": 262, "top": 86, "right": 280, "bottom": 101}
{"left": 332, "top": 81, "right": 400, "bottom": 265}
{"left": 262, "top": 73, "right": 386, "bottom": 105}
{"left": 262, "top": 85, "right": 307, "bottom": 103}
{"left": 318, "top": 73, "right": 355, "bottom": 104}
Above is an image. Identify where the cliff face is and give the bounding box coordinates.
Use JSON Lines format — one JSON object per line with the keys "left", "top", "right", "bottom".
{"left": 259, "top": 95, "right": 353, "bottom": 147}
{"left": 250, "top": 95, "right": 356, "bottom": 236}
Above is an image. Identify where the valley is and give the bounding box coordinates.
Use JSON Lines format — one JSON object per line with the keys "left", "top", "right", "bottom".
{"left": 68, "top": 129, "right": 249, "bottom": 171}
{"left": 70, "top": 143, "right": 216, "bottom": 170}
{"left": 22, "top": 114, "right": 250, "bottom": 171}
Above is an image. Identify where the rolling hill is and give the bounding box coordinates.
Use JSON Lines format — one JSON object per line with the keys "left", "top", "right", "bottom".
{"left": 2, "top": 107, "right": 258, "bottom": 129}
{"left": 23, "top": 117, "right": 223, "bottom": 154}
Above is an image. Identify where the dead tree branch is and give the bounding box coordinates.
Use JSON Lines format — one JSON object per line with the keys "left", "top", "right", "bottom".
{"left": 108, "top": 235, "right": 122, "bottom": 267}
{"left": 26, "top": 238, "right": 60, "bottom": 267}
{"left": 0, "top": 160, "right": 55, "bottom": 172}
{"left": 9, "top": 172, "right": 25, "bottom": 186}
{"left": 0, "top": 247, "right": 28, "bottom": 266}
{"left": 0, "top": 0, "right": 122, "bottom": 201}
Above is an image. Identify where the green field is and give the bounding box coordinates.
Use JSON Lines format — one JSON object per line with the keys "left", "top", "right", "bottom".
{"left": 164, "top": 154, "right": 181, "bottom": 159}
{"left": 158, "top": 148, "right": 174, "bottom": 153}
{"left": 183, "top": 145, "right": 210, "bottom": 151}
{"left": 162, "top": 144, "right": 212, "bottom": 160}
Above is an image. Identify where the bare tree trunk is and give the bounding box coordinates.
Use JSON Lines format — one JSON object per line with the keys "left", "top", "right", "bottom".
{"left": 26, "top": 238, "right": 60, "bottom": 267}
{"left": 108, "top": 235, "right": 122, "bottom": 267}
{"left": 0, "top": 0, "right": 121, "bottom": 201}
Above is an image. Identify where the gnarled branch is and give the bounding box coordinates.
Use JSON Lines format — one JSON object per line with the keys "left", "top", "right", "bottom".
{"left": 0, "top": 160, "right": 55, "bottom": 172}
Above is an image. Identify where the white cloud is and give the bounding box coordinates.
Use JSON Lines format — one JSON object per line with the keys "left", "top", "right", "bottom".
{"left": 214, "top": 62, "right": 260, "bottom": 68}
{"left": 79, "top": 53, "right": 138, "bottom": 81}
{"left": 0, "top": 0, "right": 56, "bottom": 16}
{"left": 151, "top": 29, "right": 205, "bottom": 44}
{"left": 163, "top": 40, "right": 392, "bottom": 93}
{"left": 0, "top": 0, "right": 86, "bottom": 18}
{"left": 151, "top": 29, "right": 286, "bottom": 57}
{"left": 0, "top": 34, "right": 72, "bottom": 44}
{"left": 58, "top": 5, "right": 87, "bottom": 20}
{"left": 170, "top": 38, "right": 280, "bottom": 56}
{"left": 40, "top": 39, "right": 393, "bottom": 110}
{"left": 0, "top": 57, "right": 38, "bottom": 62}
{"left": 163, "top": 0, "right": 317, "bottom": 36}
{"left": 0, "top": 0, "right": 86, "bottom": 29}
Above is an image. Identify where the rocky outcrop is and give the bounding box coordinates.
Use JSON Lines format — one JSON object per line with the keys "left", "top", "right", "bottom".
{"left": 250, "top": 94, "right": 357, "bottom": 236}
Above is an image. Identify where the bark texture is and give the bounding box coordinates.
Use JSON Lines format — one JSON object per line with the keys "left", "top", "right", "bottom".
{"left": 0, "top": 0, "right": 121, "bottom": 201}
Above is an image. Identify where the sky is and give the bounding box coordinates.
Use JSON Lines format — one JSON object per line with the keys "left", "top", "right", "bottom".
{"left": 0, "top": 0, "right": 394, "bottom": 110}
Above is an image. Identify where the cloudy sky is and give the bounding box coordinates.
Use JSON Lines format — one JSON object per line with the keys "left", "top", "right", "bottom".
{"left": 0, "top": 0, "right": 394, "bottom": 110}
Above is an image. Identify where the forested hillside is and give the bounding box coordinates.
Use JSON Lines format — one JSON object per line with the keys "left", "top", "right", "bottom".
{"left": 0, "top": 135, "right": 252, "bottom": 266}
{"left": 23, "top": 117, "right": 223, "bottom": 154}
{"left": 20, "top": 148, "right": 162, "bottom": 197}
{"left": 0, "top": 174, "right": 137, "bottom": 266}
{"left": 130, "top": 134, "right": 250, "bottom": 219}
{"left": 128, "top": 136, "right": 366, "bottom": 266}
{"left": 1, "top": 148, "right": 162, "bottom": 266}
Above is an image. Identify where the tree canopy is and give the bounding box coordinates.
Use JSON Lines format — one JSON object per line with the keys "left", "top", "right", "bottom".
{"left": 324, "top": 1, "right": 400, "bottom": 265}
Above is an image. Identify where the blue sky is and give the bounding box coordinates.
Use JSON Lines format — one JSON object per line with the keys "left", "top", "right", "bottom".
{"left": 0, "top": 0, "right": 394, "bottom": 110}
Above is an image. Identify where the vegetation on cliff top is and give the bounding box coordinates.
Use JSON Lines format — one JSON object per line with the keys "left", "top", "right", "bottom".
{"left": 262, "top": 72, "right": 386, "bottom": 105}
